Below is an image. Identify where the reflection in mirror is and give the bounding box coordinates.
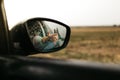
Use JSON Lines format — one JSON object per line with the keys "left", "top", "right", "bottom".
{"left": 25, "top": 20, "right": 67, "bottom": 52}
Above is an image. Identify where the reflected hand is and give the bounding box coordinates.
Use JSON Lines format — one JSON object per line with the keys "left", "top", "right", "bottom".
{"left": 42, "top": 33, "right": 58, "bottom": 43}
{"left": 50, "top": 33, "right": 58, "bottom": 42}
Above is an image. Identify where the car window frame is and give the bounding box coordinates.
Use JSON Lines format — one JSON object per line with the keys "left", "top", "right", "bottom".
{"left": 0, "top": 0, "right": 12, "bottom": 54}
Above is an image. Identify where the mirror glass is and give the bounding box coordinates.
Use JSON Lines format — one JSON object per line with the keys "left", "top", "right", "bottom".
{"left": 25, "top": 20, "right": 67, "bottom": 52}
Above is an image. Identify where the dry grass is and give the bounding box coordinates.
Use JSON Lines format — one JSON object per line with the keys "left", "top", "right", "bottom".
{"left": 30, "top": 27, "right": 120, "bottom": 64}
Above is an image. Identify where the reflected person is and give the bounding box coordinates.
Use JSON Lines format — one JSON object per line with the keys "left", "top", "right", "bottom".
{"left": 33, "top": 32, "right": 60, "bottom": 51}
{"left": 43, "top": 32, "right": 60, "bottom": 50}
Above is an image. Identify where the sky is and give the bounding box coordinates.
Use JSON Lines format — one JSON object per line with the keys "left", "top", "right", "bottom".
{"left": 4, "top": 0, "right": 120, "bottom": 29}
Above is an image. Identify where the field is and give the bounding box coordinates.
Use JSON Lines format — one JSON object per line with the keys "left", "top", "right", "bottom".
{"left": 30, "top": 27, "right": 120, "bottom": 64}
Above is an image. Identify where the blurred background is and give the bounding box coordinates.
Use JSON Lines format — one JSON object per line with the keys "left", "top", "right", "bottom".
{"left": 4, "top": 0, "right": 120, "bottom": 64}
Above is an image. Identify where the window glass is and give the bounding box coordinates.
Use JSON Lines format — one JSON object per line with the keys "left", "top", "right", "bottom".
{"left": 4, "top": 0, "right": 120, "bottom": 64}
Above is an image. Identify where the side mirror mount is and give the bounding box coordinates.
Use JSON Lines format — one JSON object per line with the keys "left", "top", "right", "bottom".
{"left": 11, "top": 17, "right": 71, "bottom": 55}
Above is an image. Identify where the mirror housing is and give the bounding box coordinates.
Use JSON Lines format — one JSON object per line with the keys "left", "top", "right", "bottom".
{"left": 10, "top": 17, "right": 71, "bottom": 55}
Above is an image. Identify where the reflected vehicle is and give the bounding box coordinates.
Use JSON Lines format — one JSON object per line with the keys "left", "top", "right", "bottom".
{"left": 25, "top": 20, "right": 66, "bottom": 52}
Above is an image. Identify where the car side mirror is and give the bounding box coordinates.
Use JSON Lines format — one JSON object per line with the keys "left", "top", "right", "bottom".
{"left": 10, "top": 17, "right": 71, "bottom": 55}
